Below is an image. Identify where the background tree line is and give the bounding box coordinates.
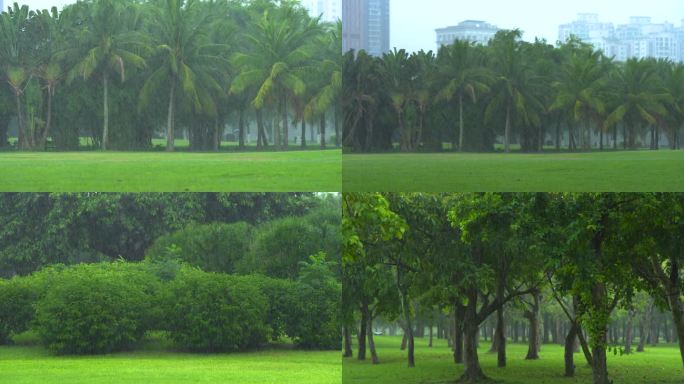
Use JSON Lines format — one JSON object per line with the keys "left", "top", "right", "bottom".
{"left": 0, "top": 0, "right": 341, "bottom": 151}
{"left": 343, "top": 31, "right": 684, "bottom": 153}
{"left": 343, "top": 193, "right": 684, "bottom": 384}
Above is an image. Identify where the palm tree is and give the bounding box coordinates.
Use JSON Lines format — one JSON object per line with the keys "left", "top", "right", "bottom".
{"left": 379, "top": 48, "right": 414, "bottom": 150}
{"left": 605, "top": 58, "right": 670, "bottom": 149}
{"left": 139, "top": 0, "right": 226, "bottom": 152}
{"left": 305, "top": 21, "right": 342, "bottom": 149}
{"left": 656, "top": 61, "right": 683, "bottom": 150}
{"left": 435, "top": 40, "right": 490, "bottom": 152}
{"left": 342, "top": 50, "right": 379, "bottom": 151}
{"left": 485, "top": 30, "right": 544, "bottom": 153}
{"left": 550, "top": 49, "right": 610, "bottom": 151}
{"left": 231, "top": 5, "right": 322, "bottom": 150}
{"left": 0, "top": 4, "right": 31, "bottom": 149}
{"left": 67, "top": 0, "right": 147, "bottom": 150}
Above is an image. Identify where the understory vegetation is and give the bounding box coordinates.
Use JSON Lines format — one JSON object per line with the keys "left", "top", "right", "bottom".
{"left": 0, "top": 193, "right": 341, "bottom": 354}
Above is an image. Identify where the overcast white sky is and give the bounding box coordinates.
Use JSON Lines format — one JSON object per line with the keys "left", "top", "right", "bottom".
{"left": 7, "top": 0, "right": 73, "bottom": 10}
{"left": 391, "top": 0, "right": 684, "bottom": 52}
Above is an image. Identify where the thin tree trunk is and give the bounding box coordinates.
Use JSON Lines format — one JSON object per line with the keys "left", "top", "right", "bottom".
{"left": 166, "top": 82, "right": 176, "bottom": 151}
{"left": 102, "top": 76, "right": 109, "bottom": 151}
{"left": 525, "top": 291, "right": 541, "bottom": 360}
{"left": 320, "top": 114, "right": 327, "bottom": 149}
{"left": 496, "top": 305, "right": 506, "bottom": 367}
{"left": 665, "top": 260, "right": 684, "bottom": 368}
{"left": 358, "top": 304, "right": 368, "bottom": 361}
{"left": 343, "top": 325, "right": 353, "bottom": 357}
{"left": 301, "top": 118, "right": 306, "bottom": 148}
{"left": 624, "top": 311, "right": 634, "bottom": 354}
{"left": 15, "top": 92, "right": 25, "bottom": 149}
{"left": 282, "top": 96, "right": 288, "bottom": 150}
{"left": 556, "top": 118, "right": 561, "bottom": 151}
{"left": 564, "top": 322, "right": 578, "bottom": 377}
{"left": 334, "top": 107, "right": 340, "bottom": 147}
{"left": 591, "top": 282, "right": 610, "bottom": 384}
{"left": 504, "top": 104, "right": 511, "bottom": 153}
{"left": 459, "top": 93, "right": 464, "bottom": 152}
{"left": 41, "top": 86, "right": 54, "bottom": 148}
{"left": 368, "top": 315, "right": 379, "bottom": 364}
{"left": 429, "top": 323, "right": 433, "bottom": 347}
{"left": 238, "top": 108, "right": 245, "bottom": 149}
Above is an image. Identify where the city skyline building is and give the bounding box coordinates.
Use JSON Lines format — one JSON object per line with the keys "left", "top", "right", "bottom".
{"left": 301, "top": 0, "right": 341, "bottom": 23}
{"left": 342, "top": 0, "right": 390, "bottom": 56}
{"left": 435, "top": 20, "right": 500, "bottom": 48}
{"left": 559, "top": 13, "right": 683, "bottom": 62}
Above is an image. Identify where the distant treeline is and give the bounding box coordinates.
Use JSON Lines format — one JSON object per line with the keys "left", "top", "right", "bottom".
{"left": 343, "top": 31, "right": 683, "bottom": 153}
{"left": 0, "top": 0, "right": 341, "bottom": 151}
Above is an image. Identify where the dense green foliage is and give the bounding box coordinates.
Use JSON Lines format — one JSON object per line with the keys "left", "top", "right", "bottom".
{"left": 165, "top": 268, "right": 270, "bottom": 352}
{"left": 0, "top": 0, "right": 341, "bottom": 152}
{"left": 33, "top": 263, "right": 158, "bottom": 354}
{"left": 0, "top": 277, "right": 37, "bottom": 344}
{"left": 342, "top": 150, "right": 684, "bottom": 192}
{"left": 0, "top": 192, "right": 329, "bottom": 277}
{"left": 343, "top": 34, "right": 683, "bottom": 153}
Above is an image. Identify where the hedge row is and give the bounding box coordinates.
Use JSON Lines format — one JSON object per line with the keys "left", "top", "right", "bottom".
{"left": 0, "top": 262, "right": 340, "bottom": 354}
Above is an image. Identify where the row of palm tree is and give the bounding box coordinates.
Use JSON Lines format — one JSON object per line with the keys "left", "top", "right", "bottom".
{"left": 342, "top": 31, "right": 683, "bottom": 153}
{"left": 0, "top": 0, "right": 341, "bottom": 151}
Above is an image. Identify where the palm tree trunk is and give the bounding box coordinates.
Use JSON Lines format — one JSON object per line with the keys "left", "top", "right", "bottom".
{"left": 15, "top": 92, "right": 25, "bottom": 149}
{"left": 504, "top": 104, "right": 511, "bottom": 153}
{"left": 320, "top": 113, "right": 327, "bottom": 149}
{"left": 102, "top": 76, "right": 109, "bottom": 151}
{"left": 334, "top": 107, "right": 340, "bottom": 148}
{"left": 256, "top": 109, "right": 266, "bottom": 149}
{"left": 166, "top": 82, "right": 176, "bottom": 152}
{"left": 459, "top": 93, "right": 464, "bottom": 152}
{"left": 301, "top": 118, "right": 306, "bottom": 148}
{"left": 213, "top": 116, "right": 220, "bottom": 152}
{"left": 238, "top": 108, "right": 245, "bottom": 150}
{"left": 282, "top": 95, "right": 289, "bottom": 150}
{"left": 41, "top": 86, "right": 54, "bottom": 149}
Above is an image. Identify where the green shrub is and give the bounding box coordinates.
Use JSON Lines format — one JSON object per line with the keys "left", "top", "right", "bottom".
{"left": 288, "top": 280, "right": 341, "bottom": 350}
{"left": 234, "top": 275, "right": 299, "bottom": 341}
{"left": 0, "top": 277, "right": 39, "bottom": 344}
{"left": 146, "top": 222, "right": 253, "bottom": 274}
{"left": 165, "top": 268, "right": 270, "bottom": 352}
{"left": 33, "top": 263, "right": 154, "bottom": 354}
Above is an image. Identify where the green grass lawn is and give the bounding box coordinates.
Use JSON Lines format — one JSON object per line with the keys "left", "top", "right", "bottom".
{"left": 342, "top": 150, "right": 684, "bottom": 192}
{"left": 0, "top": 333, "right": 340, "bottom": 384}
{"left": 343, "top": 336, "right": 683, "bottom": 384}
{"left": 0, "top": 150, "right": 341, "bottom": 191}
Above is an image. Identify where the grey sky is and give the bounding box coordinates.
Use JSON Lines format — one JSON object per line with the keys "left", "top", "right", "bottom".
{"left": 7, "top": 0, "right": 74, "bottom": 10}
{"left": 391, "top": 0, "right": 684, "bottom": 53}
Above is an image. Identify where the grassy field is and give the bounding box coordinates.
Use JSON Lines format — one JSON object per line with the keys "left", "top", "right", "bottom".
{"left": 0, "top": 333, "right": 340, "bottom": 384}
{"left": 343, "top": 336, "right": 683, "bottom": 384}
{"left": 0, "top": 150, "right": 341, "bottom": 191}
{"left": 342, "top": 150, "right": 684, "bottom": 191}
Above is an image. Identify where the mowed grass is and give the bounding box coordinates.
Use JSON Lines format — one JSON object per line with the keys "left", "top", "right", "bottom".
{"left": 343, "top": 336, "right": 683, "bottom": 384}
{"left": 0, "top": 334, "right": 340, "bottom": 384}
{"left": 342, "top": 150, "right": 684, "bottom": 192}
{"left": 0, "top": 150, "right": 341, "bottom": 192}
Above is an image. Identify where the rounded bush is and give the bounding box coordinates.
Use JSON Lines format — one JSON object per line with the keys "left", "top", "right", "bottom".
{"left": 287, "top": 280, "right": 342, "bottom": 350}
{"left": 146, "top": 222, "right": 253, "bottom": 274}
{"left": 0, "top": 277, "right": 39, "bottom": 344}
{"left": 165, "top": 268, "right": 270, "bottom": 352}
{"left": 33, "top": 264, "right": 153, "bottom": 354}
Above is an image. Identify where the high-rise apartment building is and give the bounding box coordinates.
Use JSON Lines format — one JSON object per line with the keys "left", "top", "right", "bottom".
{"left": 301, "top": 0, "right": 342, "bottom": 23}
{"left": 436, "top": 20, "right": 500, "bottom": 48}
{"left": 559, "top": 14, "right": 683, "bottom": 62}
{"left": 342, "top": 0, "right": 390, "bottom": 56}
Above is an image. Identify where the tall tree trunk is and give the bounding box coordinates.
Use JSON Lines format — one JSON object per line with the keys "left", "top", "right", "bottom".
{"left": 460, "top": 288, "right": 487, "bottom": 382}
{"left": 504, "top": 104, "right": 511, "bottom": 153}
{"left": 358, "top": 304, "right": 368, "bottom": 360}
{"left": 320, "top": 113, "right": 327, "bottom": 149}
{"left": 564, "top": 322, "right": 578, "bottom": 377}
{"left": 624, "top": 311, "right": 634, "bottom": 354}
{"left": 665, "top": 258, "right": 684, "bottom": 368}
{"left": 637, "top": 299, "right": 654, "bottom": 352}
{"left": 238, "top": 108, "right": 245, "bottom": 149}
{"left": 15, "top": 92, "right": 25, "bottom": 149}
{"left": 496, "top": 305, "right": 506, "bottom": 367}
{"left": 334, "top": 107, "right": 340, "bottom": 147}
{"left": 282, "top": 95, "right": 288, "bottom": 150}
{"left": 556, "top": 118, "right": 561, "bottom": 151}
{"left": 591, "top": 282, "right": 610, "bottom": 384}
{"left": 166, "top": 82, "right": 176, "bottom": 151}
{"left": 40, "top": 85, "right": 54, "bottom": 148}
{"left": 454, "top": 303, "right": 464, "bottom": 364}
{"left": 343, "top": 325, "right": 353, "bottom": 357}
{"left": 613, "top": 124, "right": 618, "bottom": 150}
{"left": 525, "top": 291, "right": 541, "bottom": 360}
{"left": 459, "top": 93, "right": 464, "bottom": 152}
{"left": 102, "top": 76, "right": 109, "bottom": 151}
{"left": 301, "top": 118, "right": 306, "bottom": 148}
{"left": 368, "top": 315, "right": 379, "bottom": 364}
{"left": 429, "top": 322, "right": 433, "bottom": 347}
